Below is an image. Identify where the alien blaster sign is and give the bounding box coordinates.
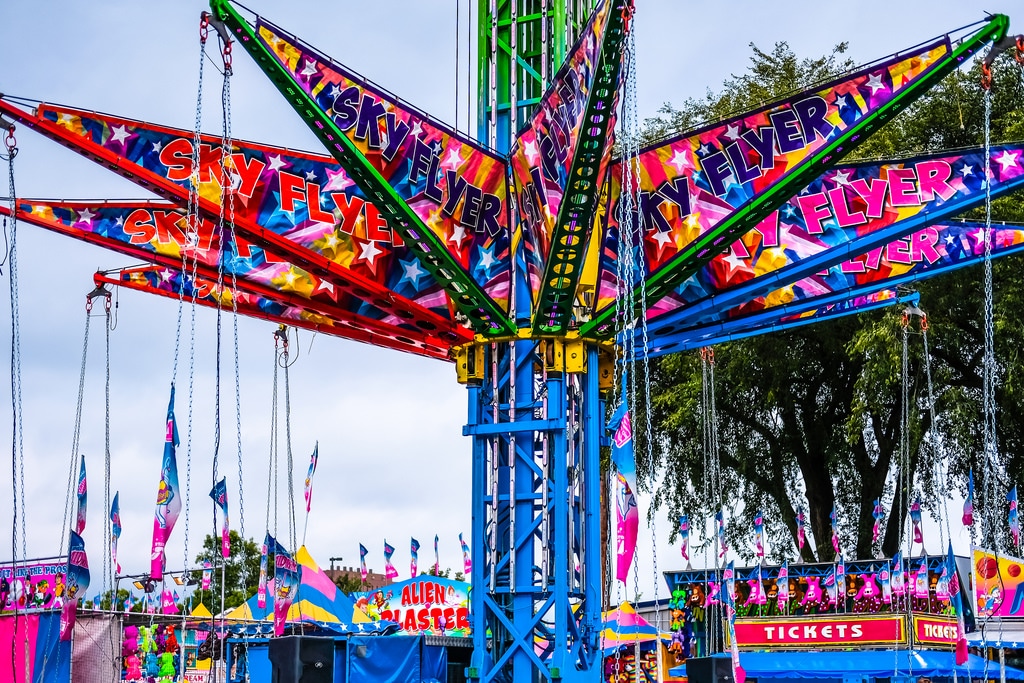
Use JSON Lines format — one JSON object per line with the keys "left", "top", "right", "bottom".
{"left": 731, "top": 614, "right": 958, "bottom": 649}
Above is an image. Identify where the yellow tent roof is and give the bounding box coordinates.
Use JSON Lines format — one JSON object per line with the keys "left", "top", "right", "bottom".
{"left": 190, "top": 602, "right": 213, "bottom": 618}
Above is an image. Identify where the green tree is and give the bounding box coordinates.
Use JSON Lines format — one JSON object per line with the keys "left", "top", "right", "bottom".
{"left": 191, "top": 530, "right": 261, "bottom": 614}
{"left": 644, "top": 43, "right": 1024, "bottom": 561}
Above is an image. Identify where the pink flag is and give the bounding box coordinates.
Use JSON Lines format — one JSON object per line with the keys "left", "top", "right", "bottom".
{"left": 459, "top": 533, "right": 472, "bottom": 576}
{"left": 384, "top": 540, "right": 399, "bottom": 580}
{"left": 150, "top": 388, "right": 181, "bottom": 581}
{"left": 615, "top": 473, "right": 639, "bottom": 583}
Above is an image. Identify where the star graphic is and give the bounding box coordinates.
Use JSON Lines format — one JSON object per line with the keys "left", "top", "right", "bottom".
{"left": 284, "top": 269, "right": 298, "bottom": 287}
{"left": 995, "top": 150, "right": 1020, "bottom": 172}
{"left": 523, "top": 140, "right": 539, "bottom": 162}
{"left": 651, "top": 229, "right": 673, "bottom": 252}
{"left": 724, "top": 124, "right": 741, "bottom": 141}
{"left": 722, "top": 247, "right": 747, "bottom": 273}
{"left": 782, "top": 204, "right": 797, "bottom": 219}
{"left": 919, "top": 51, "right": 933, "bottom": 65}
{"left": 833, "top": 169, "right": 852, "bottom": 186}
{"left": 358, "top": 239, "right": 384, "bottom": 266}
{"left": 324, "top": 166, "right": 355, "bottom": 192}
{"left": 834, "top": 94, "right": 848, "bottom": 109}
{"left": 399, "top": 257, "right": 427, "bottom": 288}
{"left": 960, "top": 164, "right": 973, "bottom": 177}
{"left": 322, "top": 231, "right": 340, "bottom": 250}
{"left": 477, "top": 244, "right": 496, "bottom": 272}
{"left": 449, "top": 225, "right": 469, "bottom": 248}
{"left": 300, "top": 59, "right": 318, "bottom": 78}
{"left": 109, "top": 125, "right": 131, "bottom": 146}
{"left": 305, "top": 169, "right": 317, "bottom": 182}
{"left": 115, "top": 214, "right": 125, "bottom": 227}
{"left": 267, "top": 155, "right": 287, "bottom": 172}
{"left": 697, "top": 143, "right": 711, "bottom": 156}
{"left": 315, "top": 279, "right": 335, "bottom": 295}
{"left": 945, "top": 233, "right": 956, "bottom": 246}
{"left": 77, "top": 208, "right": 95, "bottom": 224}
{"left": 668, "top": 148, "right": 689, "bottom": 172}
{"left": 431, "top": 141, "right": 444, "bottom": 157}
{"left": 865, "top": 73, "right": 885, "bottom": 94}
{"left": 152, "top": 141, "right": 163, "bottom": 154}
{"left": 410, "top": 121, "right": 423, "bottom": 138}
{"left": 444, "top": 146, "right": 464, "bottom": 169}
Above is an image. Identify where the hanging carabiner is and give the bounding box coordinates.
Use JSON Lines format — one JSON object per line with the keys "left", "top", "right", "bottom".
{"left": 199, "top": 12, "right": 211, "bottom": 44}
{"left": 4, "top": 123, "right": 15, "bottom": 155}
{"left": 221, "top": 39, "right": 233, "bottom": 75}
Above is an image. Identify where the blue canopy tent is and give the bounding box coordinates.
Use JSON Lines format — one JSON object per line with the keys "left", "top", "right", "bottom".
{"left": 669, "top": 651, "right": 1024, "bottom": 680}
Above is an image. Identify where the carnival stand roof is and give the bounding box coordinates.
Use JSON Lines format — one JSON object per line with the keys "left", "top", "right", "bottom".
{"left": 600, "top": 601, "right": 668, "bottom": 653}
{"left": 669, "top": 651, "right": 1024, "bottom": 680}
{"left": 224, "top": 546, "right": 390, "bottom": 634}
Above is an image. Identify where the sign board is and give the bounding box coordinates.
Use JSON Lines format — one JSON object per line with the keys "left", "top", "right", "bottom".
{"left": 353, "top": 576, "right": 470, "bottom": 636}
{"left": 912, "top": 615, "right": 959, "bottom": 646}
{"left": 0, "top": 560, "right": 68, "bottom": 612}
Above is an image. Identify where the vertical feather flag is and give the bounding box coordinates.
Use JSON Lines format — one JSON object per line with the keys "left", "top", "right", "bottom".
{"left": 410, "top": 537, "right": 420, "bottom": 578}
{"left": 434, "top": 535, "right": 440, "bottom": 576}
{"left": 75, "top": 455, "right": 87, "bottom": 535}
{"left": 1010, "top": 486, "right": 1020, "bottom": 548}
{"left": 753, "top": 510, "right": 765, "bottom": 559}
{"left": 122, "top": 596, "right": 131, "bottom": 613}
{"left": 678, "top": 516, "right": 690, "bottom": 562}
{"left": 615, "top": 474, "right": 639, "bottom": 582}
{"left": 777, "top": 561, "right": 789, "bottom": 611}
{"left": 359, "top": 543, "right": 368, "bottom": 582}
{"left": 716, "top": 509, "right": 728, "bottom": 558}
{"left": 824, "top": 565, "right": 838, "bottom": 605}
{"left": 304, "top": 442, "right": 318, "bottom": 513}
{"left": 257, "top": 532, "right": 273, "bottom": 608}
{"left": 914, "top": 557, "right": 930, "bottom": 599}
{"left": 910, "top": 497, "right": 923, "bottom": 546}
{"left": 150, "top": 387, "right": 181, "bottom": 581}
{"left": 110, "top": 492, "right": 122, "bottom": 575}
{"left": 201, "top": 561, "right": 212, "bottom": 592}
{"left": 384, "top": 540, "right": 399, "bottom": 579}
{"left": 963, "top": 470, "right": 975, "bottom": 528}
{"left": 273, "top": 543, "right": 300, "bottom": 637}
{"left": 837, "top": 556, "right": 846, "bottom": 605}
{"left": 946, "top": 543, "right": 969, "bottom": 664}
{"left": 829, "top": 506, "right": 841, "bottom": 556}
{"left": 209, "top": 477, "right": 230, "bottom": 558}
{"left": 795, "top": 507, "right": 806, "bottom": 554}
{"left": 61, "top": 530, "right": 90, "bottom": 641}
{"left": 723, "top": 562, "right": 746, "bottom": 683}
{"left": 880, "top": 563, "right": 892, "bottom": 603}
{"left": 607, "top": 402, "right": 637, "bottom": 494}
{"left": 871, "top": 498, "right": 884, "bottom": 544}
{"left": 459, "top": 533, "right": 473, "bottom": 576}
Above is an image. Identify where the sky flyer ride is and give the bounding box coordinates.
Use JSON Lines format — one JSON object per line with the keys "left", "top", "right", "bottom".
{"left": 0, "top": 1, "right": 1022, "bottom": 681}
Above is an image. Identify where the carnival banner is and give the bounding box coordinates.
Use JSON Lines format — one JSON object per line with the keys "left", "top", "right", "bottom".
{"left": 974, "top": 547, "right": 1024, "bottom": 618}
{"left": 0, "top": 559, "right": 68, "bottom": 612}
{"left": 872, "top": 498, "right": 885, "bottom": 545}
{"left": 616, "top": 474, "right": 639, "bottom": 582}
{"left": 209, "top": 477, "right": 230, "bottom": 558}
{"left": 304, "top": 443, "right": 318, "bottom": 514}
{"left": 607, "top": 401, "right": 637, "bottom": 493}
{"left": 61, "top": 530, "right": 90, "bottom": 641}
{"left": 359, "top": 543, "right": 368, "bottom": 582}
{"left": 410, "top": 538, "right": 420, "bottom": 579}
{"left": 353, "top": 576, "right": 470, "bottom": 636}
{"left": 963, "top": 470, "right": 975, "bottom": 528}
{"left": 111, "top": 492, "right": 122, "bottom": 575}
{"left": 459, "top": 534, "right": 472, "bottom": 577}
{"left": 257, "top": 532, "right": 273, "bottom": 609}
{"left": 273, "top": 544, "right": 300, "bottom": 637}
{"left": 384, "top": 540, "right": 399, "bottom": 580}
{"left": 75, "top": 455, "right": 87, "bottom": 535}
{"left": 679, "top": 516, "right": 689, "bottom": 562}
{"left": 150, "top": 386, "right": 181, "bottom": 581}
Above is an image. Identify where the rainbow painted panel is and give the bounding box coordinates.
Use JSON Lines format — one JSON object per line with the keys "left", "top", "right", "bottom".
{"left": 33, "top": 104, "right": 476, "bottom": 324}
{"left": 509, "top": 0, "right": 613, "bottom": 300}
{"left": 635, "top": 144, "right": 1024, "bottom": 330}
{"left": 592, "top": 38, "right": 950, "bottom": 318}
{"left": 255, "top": 18, "right": 512, "bottom": 311}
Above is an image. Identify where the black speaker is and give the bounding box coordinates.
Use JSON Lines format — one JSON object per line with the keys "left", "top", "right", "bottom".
{"left": 268, "top": 636, "right": 334, "bottom": 683}
{"left": 686, "top": 656, "right": 734, "bottom": 683}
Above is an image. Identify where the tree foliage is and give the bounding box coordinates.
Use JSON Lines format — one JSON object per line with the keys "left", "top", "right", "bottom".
{"left": 644, "top": 42, "right": 1024, "bottom": 563}
{"left": 190, "top": 530, "right": 261, "bottom": 615}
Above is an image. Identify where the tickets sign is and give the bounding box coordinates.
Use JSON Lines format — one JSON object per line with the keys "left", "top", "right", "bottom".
{"left": 913, "top": 615, "right": 959, "bottom": 646}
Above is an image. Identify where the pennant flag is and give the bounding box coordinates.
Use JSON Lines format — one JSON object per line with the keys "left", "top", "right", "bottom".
{"left": 679, "top": 515, "right": 690, "bottom": 562}
{"left": 61, "top": 530, "right": 90, "bottom": 641}
{"left": 795, "top": 506, "right": 806, "bottom": 554}
{"left": 750, "top": 565, "right": 767, "bottom": 605}
{"left": 433, "top": 535, "right": 440, "bottom": 576}
{"left": 946, "top": 544, "right": 969, "bottom": 664}
{"left": 384, "top": 540, "right": 399, "bottom": 580}
{"left": 880, "top": 563, "right": 892, "bottom": 603}
{"left": 459, "top": 533, "right": 473, "bottom": 577}
{"left": 359, "top": 543, "right": 368, "bottom": 582}
{"left": 871, "top": 498, "right": 884, "bottom": 544}
{"left": 753, "top": 510, "right": 765, "bottom": 559}
{"left": 723, "top": 562, "right": 747, "bottom": 683}
{"left": 963, "top": 469, "right": 975, "bottom": 528}
{"left": 150, "top": 386, "right": 181, "bottom": 581}
{"left": 201, "top": 561, "right": 213, "bottom": 592}
{"left": 273, "top": 543, "right": 300, "bottom": 637}
{"left": 304, "top": 442, "right": 318, "bottom": 513}
{"left": 716, "top": 509, "right": 729, "bottom": 558}
{"left": 914, "top": 557, "right": 930, "bottom": 599}
{"left": 607, "top": 402, "right": 637, "bottom": 494}
{"left": 257, "top": 532, "right": 273, "bottom": 608}
{"left": 837, "top": 556, "right": 846, "bottom": 603}
{"left": 910, "top": 496, "right": 923, "bottom": 545}
{"left": 891, "top": 551, "right": 906, "bottom": 596}
{"left": 209, "top": 477, "right": 230, "bottom": 558}
{"left": 110, "top": 492, "right": 122, "bottom": 575}
{"left": 1010, "top": 486, "right": 1020, "bottom": 548}
{"left": 615, "top": 473, "right": 639, "bottom": 583}
{"left": 824, "top": 565, "right": 838, "bottom": 605}
{"left": 161, "top": 589, "right": 179, "bottom": 615}
{"left": 777, "top": 561, "right": 790, "bottom": 611}
{"left": 410, "top": 537, "right": 420, "bottom": 578}
{"left": 123, "top": 596, "right": 131, "bottom": 613}
{"left": 830, "top": 506, "right": 841, "bottom": 556}
{"left": 75, "top": 455, "right": 87, "bottom": 535}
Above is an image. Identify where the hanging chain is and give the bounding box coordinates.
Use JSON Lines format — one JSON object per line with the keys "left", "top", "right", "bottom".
{"left": 61, "top": 303, "right": 92, "bottom": 557}
{"left": 103, "top": 295, "right": 113, "bottom": 597}
{"left": 981, "top": 86, "right": 1000, "bottom": 549}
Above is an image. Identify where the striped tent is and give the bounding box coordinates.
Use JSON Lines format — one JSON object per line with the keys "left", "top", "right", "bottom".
{"left": 600, "top": 601, "right": 666, "bottom": 653}
{"left": 226, "top": 546, "right": 371, "bottom": 627}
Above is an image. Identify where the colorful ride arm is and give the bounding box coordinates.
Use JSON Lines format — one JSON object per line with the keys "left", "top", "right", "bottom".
{"left": 581, "top": 14, "right": 1009, "bottom": 339}
{"left": 210, "top": 0, "right": 516, "bottom": 337}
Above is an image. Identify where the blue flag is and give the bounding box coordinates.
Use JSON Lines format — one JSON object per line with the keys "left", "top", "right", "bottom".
{"left": 209, "top": 476, "right": 230, "bottom": 558}
{"left": 607, "top": 401, "right": 636, "bottom": 493}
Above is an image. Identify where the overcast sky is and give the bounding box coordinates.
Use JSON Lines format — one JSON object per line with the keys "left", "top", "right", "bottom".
{"left": 0, "top": 0, "right": 1018, "bottom": 606}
